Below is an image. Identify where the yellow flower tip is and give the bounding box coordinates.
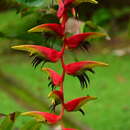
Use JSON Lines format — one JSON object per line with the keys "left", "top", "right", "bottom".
{"left": 21, "top": 111, "right": 45, "bottom": 122}
{"left": 28, "top": 26, "right": 43, "bottom": 33}
{"left": 91, "top": 0, "right": 98, "bottom": 4}
{"left": 28, "top": 24, "right": 50, "bottom": 33}
{"left": 11, "top": 45, "right": 25, "bottom": 50}
{"left": 28, "top": 27, "right": 37, "bottom": 33}
{"left": 94, "top": 61, "right": 109, "bottom": 67}
{"left": 21, "top": 111, "right": 35, "bottom": 116}
{"left": 99, "top": 62, "right": 109, "bottom": 67}
{"left": 48, "top": 92, "right": 53, "bottom": 98}
{"left": 41, "top": 68, "right": 50, "bottom": 76}
{"left": 11, "top": 45, "right": 31, "bottom": 51}
{"left": 11, "top": 46, "right": 15, "bottom": 49}
{"left": 89, "top": 96, "right": 97, "bottom": 100}
{"left": 42, "top": 67, "right": 48, "bottom": 71}
{"left": 95, "top": 32, "right": 106, "bottom": 36}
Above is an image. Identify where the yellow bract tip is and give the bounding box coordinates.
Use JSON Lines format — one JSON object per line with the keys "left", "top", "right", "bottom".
{"left": 42, "top": 68, "right": 48, "bottom": 71}
{"left": 28, "top": 26, "right": 43, "bottom": 33}
{"left": 89, "top": 96, "right": 97, "bottom": 100}
{"left": 98, "top": 62, "right": 109, "bottom": 67}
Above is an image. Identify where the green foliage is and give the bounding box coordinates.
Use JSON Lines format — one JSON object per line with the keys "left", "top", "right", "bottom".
{"left": 15, "top": 0, "right": 52, "bottom": 7}
{"left": 21, "top": 119, "right": 42, "bottom": 130}
{"left": 0, "top": 112, "right": 20, "bottom": 130}
{"left": 1, "top": 54, "right": 130, "bottom": 130}
{"left": 92, "top": 8, "right": 112, "bottom": 26}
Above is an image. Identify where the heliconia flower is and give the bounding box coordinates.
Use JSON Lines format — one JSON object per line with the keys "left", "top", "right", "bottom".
{"left": 64, "top": 32, "right": 106, "bottom": 50}
{"left": 65, "top": 61, "right": 108, "bottom": 88}
{"left": 42, "top": 68, "right": 62, "bottom": 90}
{"left": 60, "top": 9, "right": 68, "bottom": 30}
{"left": 21, "top": 111, "right": 61, "bottom": 124}
{"left": 48, "top": 90, "right": 63, "bottom": 112}
{"left": 57, "top": 0, "right": 98, "bottom": 19}
{"left": 64, "top": 96, "right": 97, "bottom": 115}
{"left": 57, "top": 0, "right": 65, "bottom": 18}
{"left": 28, "top": 23, "right": 64, "bottom": 37}
{"left": 11, "top": 45, "right": 62, "bottom": 68}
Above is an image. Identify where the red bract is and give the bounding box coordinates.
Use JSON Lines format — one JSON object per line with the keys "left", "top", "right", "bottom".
{"left": 42, "top": 68, "right": 62, "bottom": 90}
{"left": 12, "top": 45, "right": 62, "bottom": 68}
{"left": 65, "top": 61, "right": 108, "bottom": 88}
{"left": 57, "top": 0, "right": 98, "bottom": 18}
{"left": 28, "top": 23, "right": 64, "bottom": 37}
{"left": 21, "top": 111, "right": 61, "bottom": 124}
{"left": 65, "top": 32, "right": 106, "bottom": 50}
{"left": 64, "top": 96, "right": 97, "bottom": 115}
{"left": 57, "top": 0, "right": 65, "bottom": 18}
{"left": 48, "top": 90, "right": 64, "bottom": 112}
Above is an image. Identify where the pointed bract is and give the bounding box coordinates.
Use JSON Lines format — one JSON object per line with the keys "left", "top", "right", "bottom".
{"left": 42, "top": 68, "right": 62, "bottom": 89}
{"left": 12, "top": 45, "right": 62, "bottom": 68}
{"left": 64, "top": 96, "right": 97, "bottom": 115}
{"left": 28, "top": 23, "right": 64, "bottom": 37}
{"left": 57, "top": 0, "right": 65, "bottom": 18}
{"left": 48, "top": 90, "right": 64, "bottom": 112}
{"left": 65, "top": 32, "right": 106, "bottom": 49}
{"left": 65, "top": 61, "right": 108, "bottom": 75}
{"left": 65, "top": 61, "right": 108, "bottom": 88}
{"left": 57, "top": 0, "right": 98, "bottom": 19}
{"left": 21, "top": 111, "right": 61, "bottom": 124}
{"left": 74, "top": 0, "right": 98, "bottom": 5}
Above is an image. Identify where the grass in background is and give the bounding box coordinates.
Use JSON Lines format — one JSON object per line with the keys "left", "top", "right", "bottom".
{"left": 0, "top": 52, "right": 130, "bottom": 130}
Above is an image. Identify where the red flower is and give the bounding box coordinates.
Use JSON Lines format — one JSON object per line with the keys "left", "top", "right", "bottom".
{"left": 57, "top": 0, "right": 65, "bottom": 18}
{"left": 64, "top": 32, "right": 106, "bottom": 50}
{"left": 48, "top": 90, "right": 63, "bottom": 112}
{"left": 57, "top": 0, "right": 69, "bottom": 29}
{"left": 64, "top": 96, "right": 97, "bottom": 115}
{"left": 57, "top": 0, "right": 98, "bottom": 19}
{"left": 42, "top": 68, "right": 62, "bottom": 90}
{"left": 21, "top": 111, "right": 61, "bottom": 124}
{"left": 65, "top": 61, "right": 108, "bottom": 88}
{"left": 12, "top": 45, "right": 62, "bottom": 68}
{"left": 28, "top": 23, "right": 64, "bottom": 37}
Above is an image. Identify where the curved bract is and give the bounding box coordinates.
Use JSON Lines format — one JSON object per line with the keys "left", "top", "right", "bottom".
{"left": 57, "top": 0, "right": 65, "bottom": 18}
{"left": 64, "top": 96, "right": 97, "bottom": 115}
{"left": 65, "top": 32, "right": 106, "bottom": 49}
{"left": 12, "top": 45, "right": 62, "bottom": 68}
{"left": 48, "top": 90, "right": 63, "bottom": 112}
{"left": 42, "top": 68, "right": 62, "bottom": 89}
{"left": 74, "top": 0, "right": 98, "bottom": 5}
{"left": 28, "top": 23, "right": 64, "bottom": 37}
{"left": 21, "top": 111, "right": 61, "bottom": 124}
{"left": 65, "top": 61, "right": 108, "bottom": 88}
{"left": 65, "top": 61, "right": 108, "bottom": 75}
{"left": 57, "top": 0, "right": 98, "bottom": 18}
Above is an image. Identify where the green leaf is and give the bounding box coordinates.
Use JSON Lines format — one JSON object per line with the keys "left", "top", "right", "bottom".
{"left": 16, "top": 0, "right": 54, "bottom": 7}
{"left": 0, "top": 112, "right": 21, "bottom": 130}
{"left": 20, "top": 119, "right": 42, "bottom": 130}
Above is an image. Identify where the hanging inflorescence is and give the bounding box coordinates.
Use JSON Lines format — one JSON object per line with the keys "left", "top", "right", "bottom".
{"left": 12, "top": 0, "right": 108, "bottom": 129}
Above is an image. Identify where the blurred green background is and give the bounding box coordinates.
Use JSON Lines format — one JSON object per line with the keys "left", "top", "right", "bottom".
{"left": 0, "top": 0, "right": 130, "bottom": 130}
